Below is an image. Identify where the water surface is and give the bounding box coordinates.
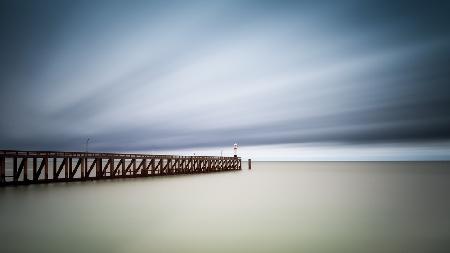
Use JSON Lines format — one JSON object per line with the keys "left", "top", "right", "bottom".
{"left": 1, "top": 162, "right": 450, "bottom": 253}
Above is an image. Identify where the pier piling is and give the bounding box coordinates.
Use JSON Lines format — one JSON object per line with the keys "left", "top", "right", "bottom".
{"left": 0, "top": 150, "right": 242, "bottom": 186}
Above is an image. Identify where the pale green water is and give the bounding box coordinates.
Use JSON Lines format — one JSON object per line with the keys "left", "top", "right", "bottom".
{"left": 1, "top": 162, "right": 450, "bottom": 253}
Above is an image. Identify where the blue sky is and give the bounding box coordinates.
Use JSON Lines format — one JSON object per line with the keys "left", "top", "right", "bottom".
{"left": 1, "top": 0, "right": 450, "bottom": 160}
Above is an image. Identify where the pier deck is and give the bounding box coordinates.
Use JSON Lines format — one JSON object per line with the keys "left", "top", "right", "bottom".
{"left": 0, "top": 150, "right": 241, "bottom": 186}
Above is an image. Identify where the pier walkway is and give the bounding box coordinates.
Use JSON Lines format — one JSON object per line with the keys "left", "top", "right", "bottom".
{"left": 0, "top": 150, "right": 241, "bottom": 186}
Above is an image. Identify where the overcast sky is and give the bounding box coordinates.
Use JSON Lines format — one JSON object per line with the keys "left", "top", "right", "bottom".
{"left": 1, "top": 0, "right": 450, "bottom": 160}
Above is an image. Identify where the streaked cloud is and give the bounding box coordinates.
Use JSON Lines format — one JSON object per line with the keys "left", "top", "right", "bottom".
{"left": 0, "top": 0, "right": 449, "bottom": 159}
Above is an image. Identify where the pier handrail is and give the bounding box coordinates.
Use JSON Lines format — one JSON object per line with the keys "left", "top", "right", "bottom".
{"left": 0, "top": 149, "right": 242, "bottom": 186}
{"left": 0, "top": 149, "right": 240, "bottom": 159}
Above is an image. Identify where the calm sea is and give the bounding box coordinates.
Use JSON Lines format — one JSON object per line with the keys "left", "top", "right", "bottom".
{"left": 1, "top": 162, "right": 450, "bottom": 253}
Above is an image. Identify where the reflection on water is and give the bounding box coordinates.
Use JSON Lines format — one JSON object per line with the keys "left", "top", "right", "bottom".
{"left": 1, "top": 162, "right": 450, "bottom": 253}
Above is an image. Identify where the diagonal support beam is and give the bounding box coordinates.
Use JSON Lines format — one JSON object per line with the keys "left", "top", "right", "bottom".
{"left": 70, "top": 158, "right": 82, "bottom": 178}
{"left": 102, "top": 159, "right": 113, "bottom": 177}
{"left": 55, "top": 158, "right": 67, "bottom": 179}
{"left": 113, "top": 159, "right": 124, "bottom": 176}
{"left": 14, "top": 158, "right": 27, "bottom": 182}
{"left": 86, "top": 159, "right": 97, "bottom": 177}
{"left": 33, "top": 157, "right": 48, "bottom": 181}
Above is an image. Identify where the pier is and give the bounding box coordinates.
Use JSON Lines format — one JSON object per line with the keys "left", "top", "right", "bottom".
{"left": 0, "top": 150, "right": 241, "bottom": 186}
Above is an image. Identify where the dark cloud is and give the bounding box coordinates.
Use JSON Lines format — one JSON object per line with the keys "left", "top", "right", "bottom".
{"left": 0, "top": 0, "right": 450, "bottom": 157}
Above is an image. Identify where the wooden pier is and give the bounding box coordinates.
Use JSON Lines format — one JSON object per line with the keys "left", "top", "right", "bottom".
{"left": 0, "top": 150, "right": 241, "bottom": 186}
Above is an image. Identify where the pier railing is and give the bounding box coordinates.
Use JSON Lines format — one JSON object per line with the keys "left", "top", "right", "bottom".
{"left": 0, "top": 150, "right": 241, "bottom": 186}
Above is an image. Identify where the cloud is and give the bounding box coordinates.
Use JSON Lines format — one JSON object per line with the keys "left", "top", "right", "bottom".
{"left": 0, "top": 0, "right": 449, "bottom": 159}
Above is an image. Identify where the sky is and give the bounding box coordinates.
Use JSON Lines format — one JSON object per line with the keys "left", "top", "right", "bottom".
{"left": 1, "top": 0, "right": 450, "bottom": 160}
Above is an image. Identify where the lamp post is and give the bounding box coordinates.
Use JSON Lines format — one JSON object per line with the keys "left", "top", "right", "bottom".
{"left": 85, "top": 138, "right": 90, "bottom": 153}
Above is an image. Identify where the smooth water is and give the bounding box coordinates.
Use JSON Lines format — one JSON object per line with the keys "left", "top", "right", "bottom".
{"left": 1, "top": 162, "right": 450, "bottom": 253}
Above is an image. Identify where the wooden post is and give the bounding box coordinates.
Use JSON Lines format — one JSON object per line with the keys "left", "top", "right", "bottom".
{"left": 0, "top": 156, "right": 5, "bottom": 184}
{"left": 121, "top": 158, "right": 125, "bottom": 176}
{"left": 160, "top": 159, "right": 164, "bottom": 175}
{"left": 151, "top": 159, "right": 155, "bottom": 175}
{"left": 53, "top": 158, "right": 57, "bottom": 180}
{"left": 81, "top": 157, "right": 85, "bottom": 179}
{"left": 171, "top": 159, "right": 175, "bottom": 174}
{"left": 44, "top": 157, "right": 49, "bottom": 180}
{"left": 248, "top": 159, "right": 251, "bottom": 170}
{"left": 133, "top": 159, "right": 138, "bottom": 176}
{"left": 96, "top": 158, "right": 102, "bottom": 178}
{"left": 33, "top": 157, "right": 38, "bottom": 181}
{"left": 23, "top": 158, "right": 28, "bottom": 181}
{"left": 109, "top": 159, "right": 114, "bottom": 177}
{"left": 65, "top": 158, "right": 69, "bottom": 179}
{"left": 13, "top": 157, "right": 18, "bottom": 182}
{"left": 141, "top": 159, "right": 147, "bottom": 176}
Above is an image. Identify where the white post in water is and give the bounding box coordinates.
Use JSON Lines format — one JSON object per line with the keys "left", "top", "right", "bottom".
{"left": 233, "top": 143, "right": 238, "bottom": 157}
